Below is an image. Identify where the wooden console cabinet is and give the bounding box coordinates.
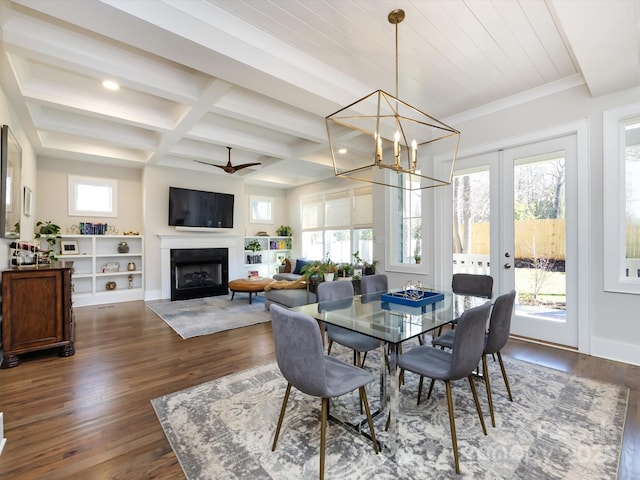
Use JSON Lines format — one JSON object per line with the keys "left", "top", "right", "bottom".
{"left": 1, "top": 265, "right": 74, "bottom": 368}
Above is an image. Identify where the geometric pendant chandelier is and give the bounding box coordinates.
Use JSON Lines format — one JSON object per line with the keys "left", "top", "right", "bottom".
{"left": 325, "top": 9, "right": 461, "bottom": 191}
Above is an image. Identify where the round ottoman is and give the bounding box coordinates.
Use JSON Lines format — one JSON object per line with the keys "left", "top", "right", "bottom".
{"left": 228, "top": 278, "right": 273, "bottom": 304}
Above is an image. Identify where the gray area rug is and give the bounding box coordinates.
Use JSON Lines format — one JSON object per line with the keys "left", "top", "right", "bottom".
{"left": 151, "top": 345, "right": 627, "bottom": 479}
{"left": 147, "top": 295, "right": 270, "bottom": 339}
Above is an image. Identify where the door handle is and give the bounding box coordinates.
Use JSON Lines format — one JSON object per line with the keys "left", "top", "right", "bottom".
{"left": 504, "top": 263, "right": 512, "bottom": 269}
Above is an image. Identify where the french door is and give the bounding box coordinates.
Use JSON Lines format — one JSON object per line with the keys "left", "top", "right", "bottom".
{"left": 448, "top": 135, "right": 578, "bottom": 348}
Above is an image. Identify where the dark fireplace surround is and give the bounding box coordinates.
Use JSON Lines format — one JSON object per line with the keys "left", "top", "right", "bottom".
{"left": 170, "top": 248, "right": 229, "bottom": 301}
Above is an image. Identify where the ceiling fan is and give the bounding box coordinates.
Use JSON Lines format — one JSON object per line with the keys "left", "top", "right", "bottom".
{"left": 195, "top": 146, "right": 261, "bottom": 174}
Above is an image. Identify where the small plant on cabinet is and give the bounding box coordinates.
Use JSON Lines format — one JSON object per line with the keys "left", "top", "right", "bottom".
{"left": 34, "top": 220, "right": 61, "bottom": 261}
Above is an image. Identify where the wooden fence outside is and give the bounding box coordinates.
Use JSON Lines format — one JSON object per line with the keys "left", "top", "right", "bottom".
{"left": 458, "top": 219, "right": 640, "bottom": 261}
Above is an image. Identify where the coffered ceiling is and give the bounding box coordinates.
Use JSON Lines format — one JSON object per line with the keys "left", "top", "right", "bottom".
{"left": 1, "top": 0, "right": 639, "bottom": 188}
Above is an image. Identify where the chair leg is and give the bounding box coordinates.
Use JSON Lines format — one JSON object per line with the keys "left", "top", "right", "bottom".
{"left": 272, "top": 383, "right": 292, "bottom": 451}
{"left": 320, "top": 397, "right": 328, "bottom": 480}
{"left": 444, "top": 380, "right": 460, "bottom": 474}
{"left": 327, "top": 339, "right": 334, "bottom": 355}
{"left": 482, "top": 354, "right": 496, "bottom": 427}
{"left": 496, "top": 351, "right": 513, "bottom": 402}
{"left": 467, "top": 375, "right": 487, "bottom": 436}
{"left": 361, "top": 351, "right": 368, "bottom": 368}
{"left": 417, "top": 376, "right": 424, "bottom": 405}
{"left": 426, "top": 378, "right": 436, "bottom": 399}
{"left": 359, "top": 386, "right": 380, "bottom": 454}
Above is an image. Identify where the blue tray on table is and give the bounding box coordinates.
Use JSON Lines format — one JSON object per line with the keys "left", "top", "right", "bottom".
{"left": 381, "top": 290, "right": 444, "bottom": 313}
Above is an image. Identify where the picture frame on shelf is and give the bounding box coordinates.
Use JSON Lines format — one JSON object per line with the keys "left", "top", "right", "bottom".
{"left": 60, "top": 240, "right": 79, "bottom": 255}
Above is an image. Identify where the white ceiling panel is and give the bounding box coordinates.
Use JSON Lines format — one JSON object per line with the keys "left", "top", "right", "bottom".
{"left": 1, "top": 0, "right": 638, "bottom": 188}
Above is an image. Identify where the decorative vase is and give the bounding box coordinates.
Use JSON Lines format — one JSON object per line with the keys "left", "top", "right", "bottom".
{"left": 106, "top": 281, "right": 117, "bottom": 290}
{"left": 117, "top": 242, "right": 129, "bottom": 253}
{"left": 127, "top": 262, "right": 136, "bottom": 271}
{"left": 323, "top": 272, "right": 334, "bottom": 282}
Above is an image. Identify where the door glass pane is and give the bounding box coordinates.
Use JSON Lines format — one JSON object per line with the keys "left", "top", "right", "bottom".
{"left": 397, "top": 173, "right": 421, "bottom": 263}
{"left": 513, "top": 153, "right": 566, "bottom": 321}
{"left": 452, "top": 170, "right": 490, "bottom": 274}
{"left": 625, "top": 121, "right": 640, "bottom": 279}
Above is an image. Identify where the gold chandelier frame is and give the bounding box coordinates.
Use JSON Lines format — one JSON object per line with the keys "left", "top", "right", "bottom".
{"left": 325, "top": 9, "right": 460, "bottom": 190}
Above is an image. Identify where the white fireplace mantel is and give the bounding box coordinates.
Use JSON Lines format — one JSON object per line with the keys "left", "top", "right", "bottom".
{"left": 158, "top": 234, "right": 241, "bottom": 299}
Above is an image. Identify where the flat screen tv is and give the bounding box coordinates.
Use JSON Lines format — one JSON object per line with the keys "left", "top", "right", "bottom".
{"left": 168, "top": 187, "right": 234, "bottom": 229}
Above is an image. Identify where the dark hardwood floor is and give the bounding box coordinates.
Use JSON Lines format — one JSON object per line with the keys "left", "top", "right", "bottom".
{"left": 0, "top": 300, "right": 638, "bottom": 479}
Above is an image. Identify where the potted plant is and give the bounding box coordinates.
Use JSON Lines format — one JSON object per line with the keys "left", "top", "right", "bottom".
{"left": 301, "top": 261, "right": 323, "bottom": 281}
{"left": 35, "top": 220, "right": 61, "bottom": 262}
{"left": 364, "top": 259, "right": 378, "bottom": 275}
{"left": 321, "top": 255, "right": 338, "bottom": 281}
{"left": 337, "top": 262, "right": 353, "bottom": 278}
{"left": 245, "top": 239, "right": 262, "bottom": 252}
{"left": 276, "top": 225, "right": 292, "bottom": 237}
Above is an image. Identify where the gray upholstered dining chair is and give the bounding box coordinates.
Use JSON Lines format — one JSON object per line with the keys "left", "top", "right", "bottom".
{"left": 432, "top": 290, "right": 517, "bottom": 427}
{"left": 436, "top": 273, "right": 493, "bottom": 336}
{"left": 360, "top": 273, "right": 388, "bottom": 303}
{"left": 270, "top": 304, "right": 379, "bottom": 480}
{"left": 397, "top": 301, "right": 492, "bottom": 474}
{"left": 317, "top": 280, "right": 380, "bottom": 368}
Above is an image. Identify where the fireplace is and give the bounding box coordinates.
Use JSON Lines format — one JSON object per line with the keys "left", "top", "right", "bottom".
{"left": 170, "top": 248, "right": 228, "bottom": 301}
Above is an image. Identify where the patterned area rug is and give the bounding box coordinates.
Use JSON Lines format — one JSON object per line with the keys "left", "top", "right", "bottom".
{"left": 151, "top": 346, "right": 627, "bottom": 479}
{"left": 146, "top": 295, "right": 270, "bottom": 339}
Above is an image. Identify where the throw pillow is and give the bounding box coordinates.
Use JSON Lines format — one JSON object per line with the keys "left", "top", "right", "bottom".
{"left": 293, "top": 259, "right": 309, "bottom": 275}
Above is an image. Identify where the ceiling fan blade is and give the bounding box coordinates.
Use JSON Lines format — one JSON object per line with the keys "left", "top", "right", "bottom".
{"left": 231, "top": 162, "right": 262, "bottom": 172}
{"left": 194, "top": 147, "right": 261, "bottom": 174}
{"left": 194, "top": 159, "right": 230, "bottom": 171}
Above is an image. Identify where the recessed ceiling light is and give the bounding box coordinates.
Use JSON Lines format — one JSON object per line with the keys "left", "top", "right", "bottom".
{"left": 102, "top": 80, "right": 120, "bottom": 91}
{"left": 338, "top": 148, "right": 348, "bottom": 154}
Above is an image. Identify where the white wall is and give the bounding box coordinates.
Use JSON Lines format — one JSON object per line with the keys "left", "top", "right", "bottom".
{"left": 0, "top": 87, "right": 37, "bottom": 267}
{"left": 34, "top": 159, "right": 288, "bottom": 300}
{"left": 36, "top": 157, "right": 143, "bottom": 235}
{"left": 141, "top": 165, "right": 288, "bottom": 300}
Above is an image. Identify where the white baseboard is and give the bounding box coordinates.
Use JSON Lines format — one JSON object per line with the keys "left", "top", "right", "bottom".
{"left": 144, "top": 289, "right": 163, "bottom": 302}
{"left": 590, "top": 336, "right": 640, "bottom": 367}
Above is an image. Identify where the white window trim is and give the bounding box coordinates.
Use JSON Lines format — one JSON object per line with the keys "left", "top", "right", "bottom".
{"left": 68, "top": 175, "right": 118, "bottom": 217}
{"left": 604, "top": 103, "right": 640, "bottom": 294}
{"left": 249, "top": 195, "right": 273, "bottom": 224}
{"left": 385, "top": 170, "right": 425, "bottom": 274}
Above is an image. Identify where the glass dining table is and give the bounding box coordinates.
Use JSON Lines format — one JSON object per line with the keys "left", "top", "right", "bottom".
{"left": 291, "top": 286, "right": 492, "bottom": 456}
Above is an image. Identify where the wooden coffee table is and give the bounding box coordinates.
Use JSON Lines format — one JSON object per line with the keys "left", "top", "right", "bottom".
{"left": 228, "top": 278, "right": 273, "bottom": 304}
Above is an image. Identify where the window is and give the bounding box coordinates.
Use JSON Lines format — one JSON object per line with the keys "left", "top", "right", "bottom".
{"left": 604, "top": 105, "right": 640, "bottom": 293}
{"left": 249, "top": 196, "right": 273, "bottom": 223}
{"left": 391, "top": 173, "right": 422, "bottom": 266}
{"left": 300, "top": 187, "right": 373, "bottom": 263}
{"left": 68, "top": 175, "right": 118, "bottom": 217}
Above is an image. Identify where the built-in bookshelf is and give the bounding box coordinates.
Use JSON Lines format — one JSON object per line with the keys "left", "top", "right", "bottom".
{"left": 243, "top": 236, "right": 292, "bottom": 278}
{"left": 58, "top": 235, "right": 144, "bottom": 306}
